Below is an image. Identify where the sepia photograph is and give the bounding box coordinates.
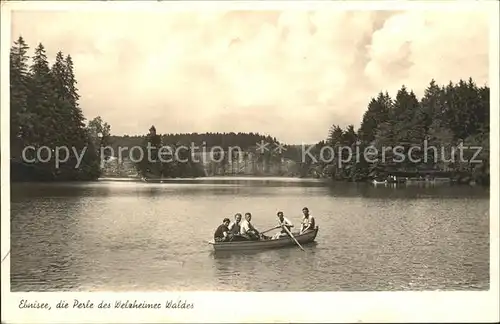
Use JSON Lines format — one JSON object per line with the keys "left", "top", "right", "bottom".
{"left": 1, "top": 0, "right": 499, "bottom": 323}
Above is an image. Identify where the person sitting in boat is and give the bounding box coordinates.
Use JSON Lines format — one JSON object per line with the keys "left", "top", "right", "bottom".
{"left": 228, "top": 213, "right": 242, "bottom": 235}
{"left": 228, "top": 213, "right": 245, "bottom": 241}
{"left": 240, "top": 212, "right": 260, "bottom": 240}
{"left": 272, "top": 211, "right": 294, "bottom": 239}
{"left": 299, "top": 207, "right": 316, "bottom": 234}
{"left": 213, "top": 218, "right": 231, "bottom": 242}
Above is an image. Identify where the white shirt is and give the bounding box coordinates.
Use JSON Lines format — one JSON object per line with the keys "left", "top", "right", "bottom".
{"left": 240, "top": 220, "right": 255, "bottom": 235}
{"left": 278, "top": 217, "right": 293, "bottom": 227}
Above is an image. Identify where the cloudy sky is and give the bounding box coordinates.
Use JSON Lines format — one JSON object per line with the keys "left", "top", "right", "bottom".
{"left": 10, "top": 5, "right": 491, "bottom": 144}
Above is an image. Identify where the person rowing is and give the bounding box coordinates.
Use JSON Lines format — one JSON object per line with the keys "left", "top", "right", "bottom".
{"left": 240, "top": 212, "right": 260, "bottom": 240}
{"left": 213, "top": 218, "right": 231, "bottom": 242}
{"left": 272, "top": 211, "right": 294, "bottom": 239}
{"left": 299, "top": 207, "right": 316, "bottom": 234}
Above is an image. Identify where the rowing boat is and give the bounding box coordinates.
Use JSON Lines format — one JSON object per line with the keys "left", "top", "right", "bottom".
{"left": 207, "top": 227, "right": 319, "bottom": 251}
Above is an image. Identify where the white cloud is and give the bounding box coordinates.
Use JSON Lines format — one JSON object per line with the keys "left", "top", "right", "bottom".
{"left": 10, "top": 8, "right": 490, "bottom": 144}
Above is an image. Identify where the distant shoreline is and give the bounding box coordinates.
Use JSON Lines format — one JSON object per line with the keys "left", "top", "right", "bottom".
{"left": 98, "top": 175, "right": 327, "bottom": 182}
{"left": 10, "top": 174, "right": 481, "bottom": 186}
{"left": 94, "top": 175, "right": 479, "bottom": 187}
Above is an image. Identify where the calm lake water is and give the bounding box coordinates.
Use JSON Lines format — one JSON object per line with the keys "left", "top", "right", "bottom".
{"left": 10, "top": 177, "right": 490, "bottom": 291}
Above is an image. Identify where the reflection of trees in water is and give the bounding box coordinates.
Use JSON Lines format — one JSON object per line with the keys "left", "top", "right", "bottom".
{"left": 122, "top": 180, "right": 489, "bottom": 200}
{"left": 325, "top": 182, "right": 489, "bottom": 199}
{"left": 11, "top": 182, "right": 113, "bottom": 200}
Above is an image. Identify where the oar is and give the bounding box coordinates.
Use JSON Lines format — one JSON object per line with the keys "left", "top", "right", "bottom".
{"left": 283, "top": 226, "right": 305, "bottom": 251}
{"left": 260, "top": 226, "right": 280, "bottom": 235}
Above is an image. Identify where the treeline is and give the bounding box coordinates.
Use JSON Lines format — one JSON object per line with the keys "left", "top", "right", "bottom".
{"left": 10, "top": 37, "right": 104, "bottom": 181}
{"left": 108, "top": 132, "right": 280, "bottom": 152}
{"left": 124, "top": 128, "right": 298, "bottom": 178}
{"left": 130, "top": 126, "right": 205, "bottom": 178}
{"left": 306, "top": 79, "right": 490, "bottom": 185}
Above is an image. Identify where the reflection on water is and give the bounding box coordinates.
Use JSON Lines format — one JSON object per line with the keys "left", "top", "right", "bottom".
{"left": 10, "top": 178, "right": 489, "bottom": 291}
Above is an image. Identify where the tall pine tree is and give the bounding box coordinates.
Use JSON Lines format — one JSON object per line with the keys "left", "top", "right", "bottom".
{"left": 10, "top": 36, "right": 30, "bottom": 159}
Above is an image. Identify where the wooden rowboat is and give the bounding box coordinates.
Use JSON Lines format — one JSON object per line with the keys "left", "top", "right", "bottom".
{"left": 208, "top": 227, "right": 319, "bottom": 251}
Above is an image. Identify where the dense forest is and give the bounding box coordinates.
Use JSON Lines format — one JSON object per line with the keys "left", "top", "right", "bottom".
{"left": 107, "top": 131, "right": 296, "bottom": 177}
{"left": 10, "top": 37, "right": 102, "bottom": 181}
{"left": 10, "top": 36, "right": 490, "bottom": 185}
{"left": 306, "top": 79, "right": 490, "bottom": 185}
{"left": 108, "top": 132, "right": 280, "bottom": 152}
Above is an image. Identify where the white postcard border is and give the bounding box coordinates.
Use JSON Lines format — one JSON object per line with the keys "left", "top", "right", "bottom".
{"left": 1, "top": 1, "right": 499, "bottom": 323}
